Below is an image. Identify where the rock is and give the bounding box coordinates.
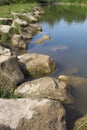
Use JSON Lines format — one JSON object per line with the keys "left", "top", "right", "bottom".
{"left": 0, "top": 98, "right": 67, "bottom": 130}
{"left": 0, "top": 56, "right": 24, "bottom": 91}
{"left": 19, "top": 26, "right": 33, "bottom": 40}
{"left": 0, "top": 25, "right": 13, "bottom": 43}
{"left": 34, "top": 35, "right": 51, "bottom": 44}
{"left": 29, "top": 24, "right": 42, "bottom": 33}
{"left": 58, "top": 75, "right": 87, "bottom": 88}
{"left": 18, "top": 53, "right": 56, "bottom": 77}
{"left": 0, "top": 45, "right": 11, "bottom": 56}
{"left": 14, "top": 77, "right": 73, "bottom": 104}
{"left": 12, "top": 34, "right": 27, "bottom": 49}
{"left": 0, "top": 18, "right": 13, "bottom": 25}
{"left": 0, "top": 25, "right": 12, "bottom": 34}
{"left": 74, "top": 115, "right": 87, "bottom": 130}
{"left": 11, "top": 11, "right": 20, "bottom": 18}
{"left": 12, "top": 18, "right": 28, "bottom": 27}
{"left": 26, "top": 13, "right": 38, "bottom": 22}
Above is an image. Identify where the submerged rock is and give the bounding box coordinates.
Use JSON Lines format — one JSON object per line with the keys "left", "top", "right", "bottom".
{"left": 34, "top": 35, "right": 51, "bottom": 44}
{"left": 74, "top": 115, "right": 87, "bottom": 130}
{"left": 0, "top": 98, "right": 67, "bottom": 130}
{"left": 0, "top": 56, "right": 24, "bottom": 90}
{"left": 18, "top": 53, "right": 56, "bottom": 77}
{"left": 58, "top": 75, "right": 87, "bottom": 88}
{"left": 14, "top": 76, "right": 73, "bottom": 104}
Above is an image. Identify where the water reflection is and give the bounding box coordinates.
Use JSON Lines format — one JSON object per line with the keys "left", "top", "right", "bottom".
{"left": 28, "top": 5, "right": 87, "bottom": 130}
{"left": 40, "top": 5, "right": 87, "bottom": 25}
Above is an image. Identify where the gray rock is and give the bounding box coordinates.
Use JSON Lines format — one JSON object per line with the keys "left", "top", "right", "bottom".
{"left": 0, "top": 25, "right": 12, "bottom": 34}
{"left": 0, "top": 56, "right": 24, "bottom": 90}
{"left": 0, "top": 98, "right": 67, "bottom": 130}
{"left": 12, "top": 18, "right": 28, "bottom": 27}
{"left": 26, "top": 13, "right": 38, "bottom": 22}
{"left": 18, "top": 53, "right": 56, "bottom": 77}
{"left": 29, "top": 24, "right": 42, "bottom": 32}
{"left": 0, "top": 25, "right": 13, "bottom": 43}
{"left": 14, "top": 77, "right": 73, "bottom": 104}
{"left": 12, "top": 34, "right": 27, "bottom": 49}
{"left": 0, "top": 45, "right": 11, "bottom": 56}
{"left": 19, "top": 26, "right": 33, "bottom": 40}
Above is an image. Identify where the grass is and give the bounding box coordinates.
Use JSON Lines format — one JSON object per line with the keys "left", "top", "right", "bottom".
{"left": 0, "top": 2, "right": 37, "bottom": 18}
{"left": 0, "top": 87, "right": 18, "bottom": 99}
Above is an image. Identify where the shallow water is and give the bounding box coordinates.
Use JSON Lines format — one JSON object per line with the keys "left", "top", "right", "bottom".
{"left": 28, "top": 5, "right": 87, "bottom": 129}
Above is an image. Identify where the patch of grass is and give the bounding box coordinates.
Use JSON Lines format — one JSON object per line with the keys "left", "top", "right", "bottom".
{"left": 0, "top": 3, "right": 37, "bottom": 18}
{"left": 0, "top": 87, "right": 18, "bottom": 99}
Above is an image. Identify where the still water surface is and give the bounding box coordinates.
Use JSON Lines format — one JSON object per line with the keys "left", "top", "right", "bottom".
{"left": 28, "top": 5, "right": 87, "bottom": 129}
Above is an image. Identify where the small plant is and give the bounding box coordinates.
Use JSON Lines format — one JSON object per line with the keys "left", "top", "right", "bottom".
{"left": 0, "top": 86, "right": 18, "bottom": 99}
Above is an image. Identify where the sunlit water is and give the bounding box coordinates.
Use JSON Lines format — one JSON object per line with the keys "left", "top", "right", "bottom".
{"left": 28, "top": 5, "right": 87, "bottom": 129}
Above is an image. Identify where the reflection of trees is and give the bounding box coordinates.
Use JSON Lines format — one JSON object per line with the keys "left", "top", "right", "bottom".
{"left": 40, "top": 5, "right": 87, "bottom": 25}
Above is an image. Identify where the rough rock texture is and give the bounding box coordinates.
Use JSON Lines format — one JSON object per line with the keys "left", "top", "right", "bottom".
{"left": 0, "top": 98, "right": 67, "bottom": 130}
{"left": 12, "top": 34, "right": 27, "bottom": 49}
{"left": 0, "top": 56, "right": 24, "bottom": 90}
{"left": 18, "top": 53, "right": 56, "bottom": 77}
{"left": 0, "top": 45, "right": 11, "bottom": 56}
{"left": 19, "top": 25, "right": 33, "bottom": 40}
{"left": 74, "top": 115, "right": 87, "bottom": 130}
{"left": 26, "top": 13, "right": 38, "bottom": 22}
{"left": 14, "top": 77, "right": 73, "bottom": 104}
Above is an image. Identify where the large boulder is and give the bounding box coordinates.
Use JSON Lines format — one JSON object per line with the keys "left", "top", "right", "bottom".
{"left": 73, "top": 115, "right": 87, "bottom": 130}
{"left": 14, "top": 77, "right": 73, "bottom": 104}
{"left": 0, "top": 98, "right": 67, "bottom": 130}
{"left": 0, "top": 56, "right": 24, "bottom": 91}
{"left": 18, "top": 53, "right": 56, "bottom": 77}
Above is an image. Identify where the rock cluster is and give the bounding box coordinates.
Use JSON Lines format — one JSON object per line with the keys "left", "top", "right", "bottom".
{"left": 0, "top": 6, "right": 78, "bottom": 130}
{"left": 0, "top": 6, "right": 43, "bottom": 49}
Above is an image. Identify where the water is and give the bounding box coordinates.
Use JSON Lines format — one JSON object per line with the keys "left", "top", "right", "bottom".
{"left": 28, "top": 5, "right": 87, "bottom": 129}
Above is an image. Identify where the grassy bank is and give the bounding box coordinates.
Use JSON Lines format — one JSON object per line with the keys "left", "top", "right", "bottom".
{"left": 0, "top": 2, "right": 37, "bottom": 18}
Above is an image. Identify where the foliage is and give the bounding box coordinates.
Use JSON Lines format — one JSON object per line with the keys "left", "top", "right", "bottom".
{"left": 40, "top": 5, "right": 87, "bottom": 25}
{"left": 0, "top": 86, "right": 18, "bottom": 99}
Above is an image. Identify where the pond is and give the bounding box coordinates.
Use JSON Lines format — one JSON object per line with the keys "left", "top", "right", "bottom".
{"left": 28, "top": 5, "right": 87, "bottom": 130}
